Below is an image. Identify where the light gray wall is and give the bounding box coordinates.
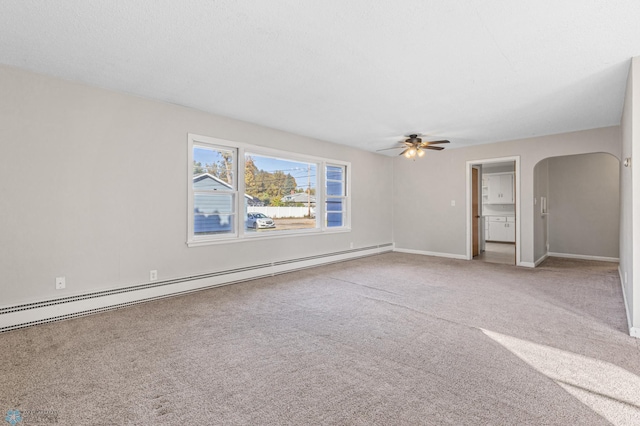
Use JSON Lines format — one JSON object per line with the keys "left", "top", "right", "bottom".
{"left": 619, "top": 56, "right": 639, "bottom": 331}
{"left": 393, "top": 126, "right": 621, "bottom": 265}
{"left": 0, "top": 65, "right": 394, "bottom": 307}
{"left": 533, "top": 159, "right": 549, "bottom": 262}
{"left": 483, "top": 163, "right": 514, "bottom": 174}
{"left": 633, "top": 56, "right": 640, "bottom": 331}
{"left": 547, "top": 153, "right": 619, "bottom": 258}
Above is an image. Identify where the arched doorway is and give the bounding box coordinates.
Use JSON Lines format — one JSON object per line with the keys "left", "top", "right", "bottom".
{"left": 533, "top": 152, "right": 620, "bottom": 265}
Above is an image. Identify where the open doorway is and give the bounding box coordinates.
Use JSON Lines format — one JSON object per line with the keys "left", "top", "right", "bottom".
{"left": 532, "top": 152, "right": 619, "bottom": 265}
{"left": 466, "top": 157, "right": 520, "bottom": 266}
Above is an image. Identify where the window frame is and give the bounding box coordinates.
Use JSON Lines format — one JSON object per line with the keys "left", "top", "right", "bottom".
{"left": 187, "top": 133, "right": 351, "bottom": 247}
{"left": 188, "top": 135, "right": 239, "bottom": 245}
{"left": 325, "top": 163, "right": 350, "bottom": 229}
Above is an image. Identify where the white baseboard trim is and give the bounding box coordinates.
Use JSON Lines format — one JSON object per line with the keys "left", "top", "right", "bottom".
{"left": 393, "top": 248, "right": 467, "bottom": 260}
{"left": 534, "top": 254, "right": 549, "bottom": 267}
{"left": 618, "top": 265, "right": 635, "bottom": 338}
{"left": 548, "top": 252, "right": 619, "bottom": 263}
{"left": 0, "top": 243, "right": 393, "bottom": 333}
{"left": 518, "top": 262, "right": 536, "bottom": 268}
{"left": 631, "top": 327, "right": 640, "bottom": 339}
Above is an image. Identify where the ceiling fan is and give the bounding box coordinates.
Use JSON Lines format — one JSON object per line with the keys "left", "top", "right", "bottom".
{"left": 378, "top": 134, "right": 450, "bottom": 159}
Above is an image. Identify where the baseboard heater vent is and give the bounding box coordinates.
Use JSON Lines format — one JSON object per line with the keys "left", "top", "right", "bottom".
{"left": 0, "top": 243, "right": 393, "bottom": 333}
{"left": 0, "top": 262, "right": 275, "bottom": 316}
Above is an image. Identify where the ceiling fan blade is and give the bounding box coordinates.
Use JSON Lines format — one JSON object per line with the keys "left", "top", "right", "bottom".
{"left": 376, "top": 146, "right": 403, "bottom": 152}
{"left": 424, "top": 146, "right": 445, "bottom": 150}
{"left": 422, "top": 140, "right": 450, "bottom": 145}
{"left": 399, "top": 148, "right": 410, "bottom": 156}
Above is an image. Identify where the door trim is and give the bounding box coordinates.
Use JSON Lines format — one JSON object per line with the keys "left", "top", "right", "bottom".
{"left": 465, "top": 156, "right": 521, "bottom": 266}
{"left": 472, "top": 167, "right": 480, "bottom": 256}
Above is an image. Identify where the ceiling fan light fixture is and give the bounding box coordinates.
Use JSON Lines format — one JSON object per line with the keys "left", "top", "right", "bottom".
{"left": 378, "top": 133, "right": 450, "bottom": 159}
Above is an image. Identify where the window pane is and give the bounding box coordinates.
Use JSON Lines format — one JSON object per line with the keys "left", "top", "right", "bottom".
{"left": 327, "top": 212, "right": 343, "bottom": 227}
{"left": 194, "top": 193, "right": 235, "bottom": 235}
{"left": 325, "top": 164, "right": 347, "bottom": 229}
{"left": 193, "top": 146, "right": 234, "bottom": 188}
{"left": 326, "top": 181, "right": 343, "bottom": 196}
{"left": 326, "top": 198, "right": 342, "bottom": 212}
{"left": 194, "top": 213, "right": 234, "bottom": 235}
{"left": 244, "top": 153, "right": 318, "bottom": 232}
{"left": 326, "top": 166, "right": 343, "bottom": 181}
{"left": 194, "top": 193, "right": 234, "bottom": 214}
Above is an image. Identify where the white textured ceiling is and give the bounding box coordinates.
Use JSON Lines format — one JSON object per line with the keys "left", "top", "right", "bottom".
{"left": 1, "top": 1, "right": 639, "bottom": 153}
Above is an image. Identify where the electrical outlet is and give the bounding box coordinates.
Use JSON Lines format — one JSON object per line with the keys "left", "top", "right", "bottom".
{"left": 55, "top": 276, "right": 66, "bottom": 290}
{"left": 150, "top": 270, "right": 158, "bottom": 281}
{"left": 350, "top": 242, "right": 354, "bottom": 249}
{"left": 451, "top": 200, "right": 456, "bottom": 207}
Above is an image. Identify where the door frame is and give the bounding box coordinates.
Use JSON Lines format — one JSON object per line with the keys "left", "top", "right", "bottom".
{"left": 465, "top": 156, "right": 521, "bottom": 265}
{"left": 472, "top": 166, "right": 481, "bottom": 256}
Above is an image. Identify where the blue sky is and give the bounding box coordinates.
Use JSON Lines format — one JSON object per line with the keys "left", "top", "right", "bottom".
{"left": 194, "top": 148, "right": 316, "bottom": 189}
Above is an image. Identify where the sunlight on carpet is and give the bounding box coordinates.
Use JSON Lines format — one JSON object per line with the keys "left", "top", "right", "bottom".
{"left": 481, "top": 329, "right": 640, "bottom": 425}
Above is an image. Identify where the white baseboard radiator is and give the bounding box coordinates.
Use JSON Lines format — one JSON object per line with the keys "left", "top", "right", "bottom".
{"left": 0, "top": 244, "right": 393, "bottom": 333}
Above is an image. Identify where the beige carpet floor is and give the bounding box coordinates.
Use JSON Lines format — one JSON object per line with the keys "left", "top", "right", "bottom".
{"left": 1, "top": 253, "right": 639, "bottom": 425}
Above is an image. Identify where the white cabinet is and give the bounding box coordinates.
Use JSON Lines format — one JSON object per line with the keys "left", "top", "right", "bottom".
{"left": 486, "top": 216, "right": 515, "bottom": 242}
{"left": 484, "top": 173, "right": 514, "bottom": 204}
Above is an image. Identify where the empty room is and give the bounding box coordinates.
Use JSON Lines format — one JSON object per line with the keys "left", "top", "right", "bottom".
{"left": 2, "top": 2, "right": 640, "bottom": 425}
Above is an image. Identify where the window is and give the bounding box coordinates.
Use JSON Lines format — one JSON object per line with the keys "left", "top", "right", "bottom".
{"left": 326, "top": 164, "right": 347, "bottom": 227}
{"left": 189, "top": 136, "right": 237, "bottom": 242}
{"left": 188, "top": 134, "right": 350, "bottom": 246}
{"left": 244, "top": 153, "right": 318, "bottom": 233}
